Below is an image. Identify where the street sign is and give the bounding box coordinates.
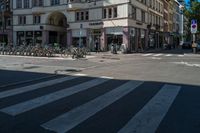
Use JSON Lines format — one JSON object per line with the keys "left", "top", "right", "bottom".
{"left": 191, "top": 19, "right": 197, "bottom": 33}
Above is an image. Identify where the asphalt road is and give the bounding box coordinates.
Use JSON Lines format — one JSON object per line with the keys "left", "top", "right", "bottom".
{"left": 0, "top": 49, "right": 200, "bottom": 133}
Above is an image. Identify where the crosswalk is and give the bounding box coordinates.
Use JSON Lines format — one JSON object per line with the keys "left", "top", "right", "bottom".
{"left": 0, "top": 75, "right": 185, "bottom": 133}
{"left": 141, "top": 53, "right": 185, "bottom": 58}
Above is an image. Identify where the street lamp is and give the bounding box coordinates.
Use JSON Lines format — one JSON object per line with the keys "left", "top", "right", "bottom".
{"left": 178, "top": 0, "right": 184, "bottom": 46}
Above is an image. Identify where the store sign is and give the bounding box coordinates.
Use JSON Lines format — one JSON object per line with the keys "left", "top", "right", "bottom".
{"left": 106, "top": 27, "right": 123, "bottom": 35}
{"left": 89, "top": 22, "right": 104, "bottom": 26}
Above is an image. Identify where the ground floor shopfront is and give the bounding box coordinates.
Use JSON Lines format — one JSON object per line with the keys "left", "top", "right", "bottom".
{"left": 68, "top": 27, "right": 149, "bottom": 52}
{"left": 13, "top": 27, "right": 172, "bottom": 52}
{"left": 0, "top": 30, "right": 13, "bottom": 45}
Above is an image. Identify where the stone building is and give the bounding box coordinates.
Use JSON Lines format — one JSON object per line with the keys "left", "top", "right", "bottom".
{"left": 0, "top": 0, "right": 12, "bottom": 45}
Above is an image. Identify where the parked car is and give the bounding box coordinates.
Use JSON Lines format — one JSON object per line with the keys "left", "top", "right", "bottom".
{"left": 182, "top": 41, "right": 192, "bottom": 49}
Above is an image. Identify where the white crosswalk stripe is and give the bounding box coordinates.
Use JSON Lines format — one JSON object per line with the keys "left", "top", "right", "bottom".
{"left": 0, "top": 76, "right": 77, "bottom": 99}
{"left": 165, "top": 54, "right": 173, "bottom": 57}
{"left": 153, "top": 54, "right": 163, "bottom": 57}
{"left": 141, "top": 53, "right": 185, "bottom": 58}
{"left": 142, "top": 54, "right": 153, "bottom": 56}
{"left": 41, "top": 81, "right": 143, "bottom": 133}
{"left": 0, "top": 78, "right": 109, "bottom": 116}
{"left": 118, "top": 84, "right": 181, "bottom": 133}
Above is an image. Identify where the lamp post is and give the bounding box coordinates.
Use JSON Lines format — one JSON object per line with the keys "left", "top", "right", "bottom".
{"left": 178, "top": 1, "right": 184, "bottom": 46}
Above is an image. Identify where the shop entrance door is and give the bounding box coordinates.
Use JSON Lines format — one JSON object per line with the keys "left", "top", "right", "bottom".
{"left": 89, "top": 29, "right": 101, "bottom": 51}
{"left": 49, "top": 31, "right": 57, "bottom": 44}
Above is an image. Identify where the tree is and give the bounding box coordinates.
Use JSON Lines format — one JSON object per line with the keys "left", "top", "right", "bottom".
{"left": 184, "top": 1, "right": 200, "bottom": 40}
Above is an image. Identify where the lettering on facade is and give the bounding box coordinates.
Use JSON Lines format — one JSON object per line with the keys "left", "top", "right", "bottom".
{"left": 89, "top": 22, "right": 104, "bottom": 26}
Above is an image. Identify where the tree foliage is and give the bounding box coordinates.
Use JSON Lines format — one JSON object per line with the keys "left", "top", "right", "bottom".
{"left": 184, "top": 1, "right": 200, "bottom": 34}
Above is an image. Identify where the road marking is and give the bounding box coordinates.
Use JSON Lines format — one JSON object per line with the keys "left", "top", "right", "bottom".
{"left": 165, "top": 54, "right": 172, "bottom": 57}
{"left": 118, "top": 84, "right": 181, "bottom": 133}
{"left": 151, "top": 57, "right": 162, "bottom": 60}
{"left": 153, "top": 54, "right": 163, "bottom": 57}
{"left": 142, "top": 54, "right": 153, "bottom": 56}
{"left": 177, "top": 55, "right": 184, "bottom": 57}
{"left": 1, "top": 78, "right": 109, "bottom": 116}
{"left": 100, "top": 76, "right": 114, "bottom": 79}
{"left": 172, "top": 62, "right": 200, "bottom": 68}
{"left": 73, "top": 73, "right": 88, "bottom": 76}
{"left": 0, "top": 76, "right": 77, "bottom": 99}
{"left": 41, "top": 81, "right": 143, "bottom": 133}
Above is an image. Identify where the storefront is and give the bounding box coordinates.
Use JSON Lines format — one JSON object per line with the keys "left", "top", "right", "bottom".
{"left": 129, "top": 28, "right": 136, "bottom": 52}
{"left": 106, "top": 27, "right": 123, "bottom": 51}
{"left": 88, "top": 29, "right": 102, "bottom": 51}
{"left": 149, "top": 30, "right": 156, "bottom": 48}
{"left": 72, "top": 29, "right": 87, "bottom": 47}
{"left": 140, "top": 29, "right": 146, "bottom": 49}
{"left": 35, "top": 31, "right": 42, "bottom": 45}
{"left": 25, "top": 31, "right": 33, "bottom": 45}
{"left": 17, "top": 31, "right": 42, "bottom": 45}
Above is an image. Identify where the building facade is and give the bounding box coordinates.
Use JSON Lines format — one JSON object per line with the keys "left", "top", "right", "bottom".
{"left": 148, "top": 0, "right": 164, "bottom": 49}
{"left": 12, "top": 0, "right": 182, "bottom": 51}
{"left": 0, "top": 0, "right": 12, "bottom": 45}
{"left": 12, "top": 0, "right": 150, "bottom": 52}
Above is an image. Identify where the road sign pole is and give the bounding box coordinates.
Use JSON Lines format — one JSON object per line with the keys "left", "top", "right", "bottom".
{"left": 192, "top": 34, "right": 196, "bottom": 54}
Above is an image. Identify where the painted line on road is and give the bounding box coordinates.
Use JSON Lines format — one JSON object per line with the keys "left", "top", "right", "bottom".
{"left": 118, "top": 84, "right": 181, "bottom": 133}
{"left": 177, "top": 55, "right": 184, "bottom": 57}
{"left": 73, "top": 73, "right": 88, "bottom": 77}
{"left": 0, "top": 76, "right": 77, "bottom": 99}
{"left": 153, "top": 54, "right": 163, "bottom": 57}
{"left": 151, "top": 57, "right": 162, "bottom": 60}
{"left": 142, "top": 54, "right": 153, "bottom": 56}
{"left": 0, "top": 78, "right": 109, "bottom": 116}
{"left": 41, "top": 81, "right": 143, "bottom": 133}
{"left": 165, "top": 54, "right": 172, "bottom": 57}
